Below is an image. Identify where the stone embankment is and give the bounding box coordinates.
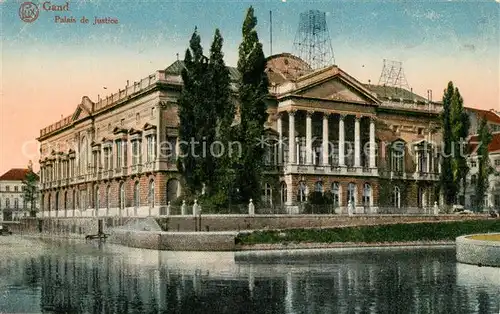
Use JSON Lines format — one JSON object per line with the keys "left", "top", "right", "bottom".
{"left": 456, "top": 234, "right": 500, "bottom": 267}
{"left": 6, "top": 214, "right": 494, "bottom": 251}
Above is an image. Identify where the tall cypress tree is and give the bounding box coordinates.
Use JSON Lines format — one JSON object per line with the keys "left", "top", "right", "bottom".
{"left": 440, "top": 82, "right": 456, "bottom": 206}
{"left": 177, "top": 28, "right": 208, "bottom": 195}
{"left": 208, "top": 29, "right": 235, "bottom": 206}
{"left": 475, "top": 117, "right": 493, "bottom": 211}
{"left": 450, "top": 87, "right": 470, "bottom": 195}
{"left": 235, "top": 6, "right": 269, "bottom": 203}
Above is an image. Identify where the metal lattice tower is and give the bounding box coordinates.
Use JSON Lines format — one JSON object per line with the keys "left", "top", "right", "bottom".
{"left": 377, "top": 59, "right": 410, "bottom": 90}
{"left": 293, "top": 10, "right": 335, "bottom": 69}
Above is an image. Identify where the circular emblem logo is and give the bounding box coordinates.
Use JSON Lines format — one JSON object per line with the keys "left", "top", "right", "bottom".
{"left": 19, "top": 2, "right": 39, "bottom": 23}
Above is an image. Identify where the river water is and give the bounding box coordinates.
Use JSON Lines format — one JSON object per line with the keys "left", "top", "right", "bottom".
{"left": 0, "top": 236, "right": 498, "bottom": 314}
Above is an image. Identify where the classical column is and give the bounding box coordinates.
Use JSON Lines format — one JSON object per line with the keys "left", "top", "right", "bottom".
{"left": 426, "top": 149, "right": 431, "bottom": 173}
{"left": 288, "top": 111, "right": 296, "bottom": 165}
{"left": 322, "top": 113, "right": 329, "bottom": 166}
{"left": 306, "top": 111, "right": 313, "bottom": 165}
{"left": 354, "top": 116, "right": 361, "bottom": 167}
{"left": 339, "top": 114, "right": 345, "bottom": 167}
{"left": 416, "top": 150, "right": 420, "bottom": 172}
{"left": 369, "top": 117, "right": 376, "bottom": 168}
{"left": 277, "top": 113, "right": 283, "bottom": 165}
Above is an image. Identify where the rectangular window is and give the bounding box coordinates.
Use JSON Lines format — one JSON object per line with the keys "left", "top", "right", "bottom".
{"left": 494, "top": 195, "right": 500, "bottom": 208}
{"left": 5, "top": 186, "right": 9, "bottom": 192}
{"left": 14, "top": 186, "right": 18, "bottom": 192}
{"left": 132, "top": 140, "right": 141, "bottom": 165}
{"left": 116, "top": 141, "right": 122, "bottom": 169}
{"left": 495, "top": 159, "right": 500, "bottom": 166}
{"left": 147, "top": 136, "right": 157, "bottom": 162}
{"left": 92, "top": 151, "right": 98, "bottom": 173}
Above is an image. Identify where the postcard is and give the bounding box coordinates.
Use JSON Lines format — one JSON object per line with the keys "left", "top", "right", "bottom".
{"left": 1, "top": 1, "right": 499, "bottom": 313}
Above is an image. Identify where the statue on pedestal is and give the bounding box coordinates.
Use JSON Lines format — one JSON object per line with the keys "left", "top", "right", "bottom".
{"left": 248, "top": 199, "right": 255, "bottom": 216}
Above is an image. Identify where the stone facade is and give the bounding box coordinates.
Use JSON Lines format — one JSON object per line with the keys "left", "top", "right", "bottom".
{"left": 37, "top": 53, "right": 443, "bottom": 217}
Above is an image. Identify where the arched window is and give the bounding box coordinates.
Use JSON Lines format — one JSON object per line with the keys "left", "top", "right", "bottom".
{"left": 64, "top": 191, "right": 67, "bottom": 210}
{"left": 106, "top": 185, "right": 111, "bottom": 209}
{"left": 391, "top": 141, "right": 405, "bottom": 172}
{"left": 347, "top": 183, "right": 356, "bottom": 206}
{"left": 54, "top": 192, "right": 58, "bottom": 211}
{"left": 166, "top": 179, "right": 179, "bottom": 203}
{"left": 417, "top": 187, "right": 425, "bottom": 208}
{"left": 262, "top": 183, "right": 272, "bottom": 206}
{"left": 280, "top": 182, "right": 287, "bottom": 205}
{"left": 363, "top": 183, "right": 371, "bottom": 208}
{"left": 471, "top": 175, "right": 477, "bottom": 186}
{"left": 297, "top": 181, "right": 307, "bottom": 203}
{"left": 14, "top": 199, "right": 19, "bottom": 209}
{"left": 393, "top": 186, "right": 401, "bottom": 208}
{"left": 314, "top": 181, "right": 323, "bottom": 193}
{"left": 95, "top": 186, "right": 100, "bottom": 209}
{"left": 80, "top": 136, "right": 88, "bottom": 175}
{"left": 119, "top": 182, "right": 125, "bottom": 210}
{"left": 148, "top": 180, "right": 155, "bottom": 208}
{"left": 134, "top": 181, "right": 140, "bottom": 208}
{"left": 331, "top": 182, "right": 340, "bottom": 208}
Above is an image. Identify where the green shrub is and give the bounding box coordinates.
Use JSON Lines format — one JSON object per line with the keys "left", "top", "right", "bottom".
{"left": 235, "top": 220, "right": 500, "bottom": 245}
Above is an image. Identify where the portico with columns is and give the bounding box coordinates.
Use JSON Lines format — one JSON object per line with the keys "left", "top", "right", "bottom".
{"left": 267, "top": 64, "right": 382, "bottom": 212}
{"left": 274, "top": 108, "right": 379, "bottom": 213}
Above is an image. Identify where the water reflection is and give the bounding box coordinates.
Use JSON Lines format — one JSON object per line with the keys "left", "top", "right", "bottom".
{"left": 0, "top": 238, "right": 498, "bottom": 314}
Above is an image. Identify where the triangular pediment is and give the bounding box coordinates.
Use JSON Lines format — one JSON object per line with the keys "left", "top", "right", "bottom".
{"left": 296, "top": 75, "right": 379, "bottom": 104}
{"left": 71, "top": 96, "right": 94, "bottom": 121}
{"left": 288, "top": 67, "right": 380, "bottom": 105}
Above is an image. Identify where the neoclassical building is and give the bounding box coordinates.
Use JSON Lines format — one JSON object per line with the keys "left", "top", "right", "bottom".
{"left": 37, "top": 53, "right": 443, "bottom": 217}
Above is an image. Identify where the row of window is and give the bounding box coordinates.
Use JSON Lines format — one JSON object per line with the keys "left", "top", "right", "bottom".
{"left": 43, "top": 180, "right": 155, "bottom": 211}
{"left": 470, "top": 159, "right": 500, "bottom": 168}
{"left": 0, "top": 185, "right": 22, "bottom": 192}
{"left": 261, "top": 181, "right": 427, "bottom": 209}
{"left": 261, "top": 181, "right": 374, "bottom": 207}
{"left": 0, "top": 198, "right": 27, "bottom": 209}
{"left": 41, "top": 134, "right": 159, "bottom": 182}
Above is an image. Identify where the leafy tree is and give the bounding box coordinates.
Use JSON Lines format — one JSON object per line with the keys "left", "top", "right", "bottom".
{"left": 22, "top": 162, "right": 39, "bottom": 217}
{"left": 440, "top": 82, "right": 469, "bottom": 206}
{"left": 235, "top": 6, "right": 269, "bottom": 203}
{"left": 475, "top": 117, "right": 493, "bottom": 211}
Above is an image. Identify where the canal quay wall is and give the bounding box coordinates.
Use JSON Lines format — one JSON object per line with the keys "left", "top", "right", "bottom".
{"left": 456, "top": 234, "right": 500, "bottom": 267}
{"left": 107, "top": 229, "right": 238, "bottom": 251}
{"left": 7, "top": 214, "right": 491, "bottom": 251}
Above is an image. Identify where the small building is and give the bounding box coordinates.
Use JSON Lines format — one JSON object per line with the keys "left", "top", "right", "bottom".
{"left": 461, "top": 132, "right": 500, "bottom": 211}
{"left": 465, "top": 107, "right": 500, "bottom": 134}
{"left": 0, "top": 168, "right": 38, "bottom": 221}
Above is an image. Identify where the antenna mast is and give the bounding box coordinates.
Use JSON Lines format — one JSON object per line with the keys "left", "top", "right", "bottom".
{"left": 270, "top": 10, "right": 273, "bottom": 56}
{"left": 293, "top": 10, "right": 335, "bottom": 69}
{"left": 378, "top": 59, "right": 411, "bottom": 91}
